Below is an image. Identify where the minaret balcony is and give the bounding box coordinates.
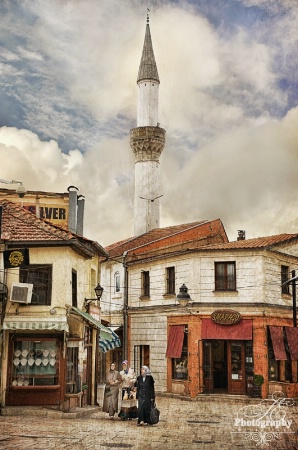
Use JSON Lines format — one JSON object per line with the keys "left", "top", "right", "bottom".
{"left": 130, "top": 126, "right": 166, "bottom": 162}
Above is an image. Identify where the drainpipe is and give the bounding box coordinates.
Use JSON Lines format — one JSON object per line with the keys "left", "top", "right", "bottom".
{"left": 76, "top": 195, "right": 85, "bottom": 236}
{"left": 123, "top": 251, "right": 128, "bottom": 360}
{"left": 67, "top": 186, "right": 79, "bottom": 234}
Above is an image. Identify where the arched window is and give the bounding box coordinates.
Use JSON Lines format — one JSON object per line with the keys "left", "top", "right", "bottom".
{"left": 114, "top": 272, "right": 120, "bottom": 293}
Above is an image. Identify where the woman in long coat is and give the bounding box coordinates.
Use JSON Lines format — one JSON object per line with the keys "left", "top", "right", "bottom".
{"left": 102, "top": 362, "right": 122, "bottom": 419}
{"left": 136, "top": 365, "right": 155, "bottom": 426}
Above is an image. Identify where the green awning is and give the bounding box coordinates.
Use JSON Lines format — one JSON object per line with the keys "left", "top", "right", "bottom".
{"left": 3, "top": 316, "right": 69, "bottom": 332}
{"left": 69, "top": 306, "right": 112, "bottom": 340}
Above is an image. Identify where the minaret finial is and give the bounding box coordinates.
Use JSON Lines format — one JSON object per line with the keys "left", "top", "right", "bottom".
{"left": 147, "top": 8, "right": 150, "bottom": 24}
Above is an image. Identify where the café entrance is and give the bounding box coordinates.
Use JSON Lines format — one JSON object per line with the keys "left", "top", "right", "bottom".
{"left": 203, "top": 340, "right": 253, "bottom": 395}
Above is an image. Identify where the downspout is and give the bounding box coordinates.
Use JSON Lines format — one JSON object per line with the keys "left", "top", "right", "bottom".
{"left": 122, "top": 251, "right": 128, "bottom": 360}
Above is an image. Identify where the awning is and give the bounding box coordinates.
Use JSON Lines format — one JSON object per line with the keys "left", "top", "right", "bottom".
{"left": 166, "top": 325, "right": 185, "bottom": 358}
{"left": 285, "top": 327, "right": 298, "bottom": 360}
{"left": 269, "top": 326, "right": 287, "bottom": 360}
{"left": 69, "top": 306, "right": 112, "bottom": 340}
{"left": 2, "top": 316, "right": 69, "bottom": 332}
{"left": 201, "top": 319, "right": 252, "bottom": 340}
{"left": 99, "top": 330, "right": 121, "bottom": 353}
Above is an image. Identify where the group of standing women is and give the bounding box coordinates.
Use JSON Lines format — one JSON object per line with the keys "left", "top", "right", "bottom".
{"left": 102, "top": 361, "right": 155, "bottom": 426}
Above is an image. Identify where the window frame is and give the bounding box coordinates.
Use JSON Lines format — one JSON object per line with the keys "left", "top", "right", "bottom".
{"left": 281, "top": 265, "right": 290, "bottom": 295}
{"left": 214, "top": 262, "right": 236, "bottom": 291}
{"left": 141, "top": 271, "right": 150, "bottom": 297}
{"left": 114, "top": 271, "right": 120, "bottom": 293}
{"left": 20, "top": 264, "right": 52, "bottom": 305}
{"left": 171, "top": 328, "right": 188, "bottom": 380}
{"left": 166, "top": 266, "right": 175, "bottom": 295}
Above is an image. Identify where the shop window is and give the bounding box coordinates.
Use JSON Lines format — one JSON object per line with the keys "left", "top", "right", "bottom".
{"left": 141, "top": 271, "right": 150, "bottom": 297}
{"left": 11, "top": 338, "right": 59, "bottom": 386}
{"left": 115, "top": 272, "right": 120, "bottom": 293}
{"left": 134, "top": 345, "right": 150, "bottom": 375}
{"left": 20, "top": 264, "right": 52, "bottom": 305}
{"left": 166, "top": 267, "right": 175, "bottom": 295}
{"left": 281, "top": 265, "right": 290, "bottom": 294}
{"left": 215, "top": 262, "right": 236, "bottom": 291}
{"left": 66, "top": 345, "right": 79, "bottom": 393}
{"left": 267, "top": 328, "right": 292, "bottom": 382}
{"left": 171, "top": 330, "right": 188, "bottom": 380}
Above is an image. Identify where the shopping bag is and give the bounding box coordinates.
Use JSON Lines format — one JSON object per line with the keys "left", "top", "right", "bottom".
{"left": 150, "top": 402, "right": 160, "bottom": 424}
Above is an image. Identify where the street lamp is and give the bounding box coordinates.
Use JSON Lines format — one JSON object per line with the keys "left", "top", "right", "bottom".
{"left": 94, "top": 283, "right": 104, "bottom": 300}
{"left": 176, "top": 284, "right": 191, "bottom": 307}
{"left": 0, "top": 179, "right": 27, "bottom": 198}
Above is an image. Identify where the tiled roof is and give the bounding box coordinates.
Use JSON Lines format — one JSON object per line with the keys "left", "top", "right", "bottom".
{"left": 0, "top": 200, "right": 107, "bottom": 257}
{"left": 197, "top": 234, "right": 298, "bottom": 251}
{"left": 105, "top": 219, "right": 228, "bottom": 258}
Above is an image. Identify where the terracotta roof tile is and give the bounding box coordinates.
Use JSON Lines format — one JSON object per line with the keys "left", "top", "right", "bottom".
{"left": 198, "top": 234, "right": 298, "bottom": 251}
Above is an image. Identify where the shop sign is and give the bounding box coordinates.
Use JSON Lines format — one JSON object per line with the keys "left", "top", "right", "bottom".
{"left": 211, "top": 309, "right": 241, "bottom": 325}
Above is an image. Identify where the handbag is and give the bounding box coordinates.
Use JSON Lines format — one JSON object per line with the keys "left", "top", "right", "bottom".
{"left": 150, "top": 402, "right": 160, "bottom": 425}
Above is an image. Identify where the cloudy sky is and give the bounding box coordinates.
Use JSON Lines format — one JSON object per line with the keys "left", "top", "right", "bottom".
{"left": 0, "top": 0, "right": 298, "bottom": 246}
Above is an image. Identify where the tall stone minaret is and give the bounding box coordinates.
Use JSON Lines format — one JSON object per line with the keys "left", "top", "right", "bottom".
{"left": 130, "top": 13, "right": 166, "bottom": 236}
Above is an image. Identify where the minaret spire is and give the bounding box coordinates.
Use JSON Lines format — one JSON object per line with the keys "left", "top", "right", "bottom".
{"left": 130, "top": 14, "right": 166, "bottom": 236}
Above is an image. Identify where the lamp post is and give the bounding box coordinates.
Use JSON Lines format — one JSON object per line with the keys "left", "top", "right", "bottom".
{"left": 84, "top": 284, "right": 104, "bottom": 309}
{"left": 282, "top": 271, "right": 297, "bottom": 327}
{"left": 0, "top": 179, "right": 27, "bottom": 198}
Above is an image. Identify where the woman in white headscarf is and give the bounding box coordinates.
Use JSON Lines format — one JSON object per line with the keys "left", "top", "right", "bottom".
{"left": 136, "top": 365, "right": 155, "bottom": 426}
{"left": 118, "top": 360, "right": 137, "bottom": 420}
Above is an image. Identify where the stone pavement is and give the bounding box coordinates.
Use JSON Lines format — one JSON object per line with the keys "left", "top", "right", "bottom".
{"left": 0, "top": 394, "right": 297, "bottom": 450}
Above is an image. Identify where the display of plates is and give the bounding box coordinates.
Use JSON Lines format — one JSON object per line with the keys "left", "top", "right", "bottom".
{"left": 36, "top": 350, "right": 42, "bottom": 357}
{"left": 23, "top": 380, "right": 29, "bottom": 386}
{"left": 50, "top": 358, "right": 56, "bottom": 366}
{"left": 28, "top": 358, "right": 34, "bottom": 366}
{"left": 13, "top": 358, "right": 20, "bottom": 366}
{"left": 12, "top": 380, "right": 18, "bottom": 386}
{"left": 50, "top": 351, "right": 56, "bottom": 357}
{"left": 29, "top": 350, "right": 35, "bottom": 357}
{"left": 43, "top": 350, "right": 49, "bottom": 357}
{"left": 14, "top": 350, "right": 21, "bottom": 357}
{"left": 21, "top": 358, "right": 27, "bottom": 366}
{"left": 42, "top": 358, "right": 49, "bottom": 366}
{"left": 21, "top": 349, "right": 28, "bottom": 357}
{"left": 17, "top": 380, "right": 23, "bottom": 386}
{"left": 35, "top": 358, "right": 42, "bottom": 366}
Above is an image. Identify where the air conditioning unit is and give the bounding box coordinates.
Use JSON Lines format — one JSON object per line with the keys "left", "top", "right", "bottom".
{"left": 10, "top": 282, "right": 33, "bottom": 304}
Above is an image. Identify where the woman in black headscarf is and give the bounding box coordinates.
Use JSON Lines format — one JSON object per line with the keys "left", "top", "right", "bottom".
{"left": 136, "top": 365, "right": 155, "bottom": 425}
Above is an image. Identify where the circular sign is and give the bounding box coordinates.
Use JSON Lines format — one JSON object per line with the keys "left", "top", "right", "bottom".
{"left": 211, "top": 309, "right": 241, "bottom": 325}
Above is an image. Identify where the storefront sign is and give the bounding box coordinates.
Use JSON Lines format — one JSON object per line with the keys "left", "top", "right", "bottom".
{"left": 211, "top": 309, "right": 241, "bottom": 325}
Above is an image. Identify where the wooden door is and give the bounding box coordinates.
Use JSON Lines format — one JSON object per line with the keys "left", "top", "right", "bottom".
{"left": 228, "top": 341, "right": 246, "bottom": 394}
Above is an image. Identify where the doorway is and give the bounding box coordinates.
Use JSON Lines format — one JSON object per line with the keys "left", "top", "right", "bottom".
{"left": 203, "top": 340, "right": 249, "bottom": 394}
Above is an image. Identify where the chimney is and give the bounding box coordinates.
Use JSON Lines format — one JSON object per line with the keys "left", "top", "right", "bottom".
{"left": 67, "top": 186, "right": 79, "bottom": 234}
{"left": 76, "top": 195, "right": 85, "bottom": 236}
{"left": 237, "top": 230, "right": 246, "bottom": 241}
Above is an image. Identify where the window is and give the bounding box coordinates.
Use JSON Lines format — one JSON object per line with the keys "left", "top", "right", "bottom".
{"left": 20, "top": 265, "right": 52, "bottom": 305}
{"left": 72, "top": 270, "right": 77, "bottom": 307}
{"left": 281, "top": 265, "right": 290, "bottom": 294}
{"left": 114, "top": 272, "right": 120, "bottom": 293}
{"left": 134, "top": 345, "right": 150, "bottom": 375}
{"left": 171, "top": 329, "right": 188, "bottom": 380}
{"left": 215, "top": 262, "right": 236, "bottom": 291}
{"left": 268, "top": 327, "right": 292, "bottom": 382}
{"left": 166, "top": 267, "right": 175, "bottom": 295}
{"left": 66, "top": 345, "right": 79, "bottom": 393}
{"left": 141, "top": 271, "right": 150, "bottom": 297}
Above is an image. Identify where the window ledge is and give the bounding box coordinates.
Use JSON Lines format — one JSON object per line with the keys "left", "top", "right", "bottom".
{"left": 163, "top": 294, "right": 176, "bottom": 299}
{"left": 139, "top": 296, "right": 150, "bottom": 301}
{"left": 212, "top": 290, "right": 239, "bottom": 295}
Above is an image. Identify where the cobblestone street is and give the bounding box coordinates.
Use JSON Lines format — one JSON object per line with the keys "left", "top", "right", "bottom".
{"left": 0, "top": 395, "right": 297, "bottom": 450}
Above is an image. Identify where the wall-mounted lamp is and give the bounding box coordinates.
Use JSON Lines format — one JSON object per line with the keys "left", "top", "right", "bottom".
{"left": 94, "top": 283, "right": 104, "bottom": 300}
{"left": 176, "top": 284, "right": 191, "bottom": 307}
{"left": 0, "top": 179, "right": 27, "bottom": 198}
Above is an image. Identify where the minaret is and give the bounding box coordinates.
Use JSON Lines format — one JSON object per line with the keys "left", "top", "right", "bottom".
{"left": 130, "top": 13, "right": 166, "bottom": 236}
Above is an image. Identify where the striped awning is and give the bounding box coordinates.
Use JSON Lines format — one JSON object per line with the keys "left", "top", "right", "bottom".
{"left": 99, "top": 330, "right": 121, "bottom": 353}
{"left": 2, "top": 316, "right": 69, "bottom": 332}
{"left": 69, "top": 306, "right": 114, "bottom": 341}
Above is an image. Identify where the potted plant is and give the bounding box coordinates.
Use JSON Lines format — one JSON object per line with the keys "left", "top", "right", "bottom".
{"left": 252, "top": 374, "right": 264, "bottom": 398}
